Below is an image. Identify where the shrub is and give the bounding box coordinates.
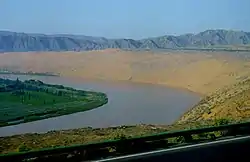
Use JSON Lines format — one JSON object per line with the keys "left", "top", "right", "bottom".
{"left": 214, "top": 118, "right": 230, "bottom": 126}
{"left": 114, "top": 133, "right": 127, "bottom": 140}
{"left": 17, "top": 143, "right": 31, "bottom": 152}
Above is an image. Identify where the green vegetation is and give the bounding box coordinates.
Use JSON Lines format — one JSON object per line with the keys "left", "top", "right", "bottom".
{"left": 0, "top": 78, "right": 108, "bottom": 127}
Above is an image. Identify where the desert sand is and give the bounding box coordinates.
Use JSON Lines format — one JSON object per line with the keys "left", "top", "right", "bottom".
{"left": 1, "top": 49, "right": 250, "bottom": 95}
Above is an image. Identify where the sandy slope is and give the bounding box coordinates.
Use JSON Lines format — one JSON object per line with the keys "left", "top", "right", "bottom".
{"left": 177, "top": 78, "right": 250, "bottom": 123}
{"left": 0, "top": 49, "right": 250, "bottom": 95}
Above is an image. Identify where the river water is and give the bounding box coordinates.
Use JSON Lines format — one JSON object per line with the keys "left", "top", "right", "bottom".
{"left": 0, "top": 74, "right": 200, "bottom": 136}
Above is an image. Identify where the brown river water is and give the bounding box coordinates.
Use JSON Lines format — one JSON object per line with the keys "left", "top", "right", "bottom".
{"left": 0, "top": 74, "right": 200, "bottom": 137}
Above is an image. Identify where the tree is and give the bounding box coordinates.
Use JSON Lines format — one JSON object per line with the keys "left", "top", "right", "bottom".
{"left": 16, "top": 78, "right": 20, "bottom": 83}
{"left": 21, "top": 96, "right": 24, "bottom": 103}
{"left": 214, "top": 118, "right": 230, "bottom": 126}
{"left": 17, "top": 143, "right": 31, "bottom": 152}
{"left": 58, "top": 91, "right": 62, "bottom": 96}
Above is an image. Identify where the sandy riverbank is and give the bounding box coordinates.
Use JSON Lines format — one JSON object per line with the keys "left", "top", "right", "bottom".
{"left": 1, "top": 49, "right": 250, "bottom": 95}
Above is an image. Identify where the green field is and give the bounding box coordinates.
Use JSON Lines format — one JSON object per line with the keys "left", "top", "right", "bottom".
{"left": 0, "top": 78, "right": 108, "bottom": 127}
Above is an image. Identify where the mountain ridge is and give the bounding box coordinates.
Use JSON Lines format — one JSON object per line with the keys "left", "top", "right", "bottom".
{"left": 1, "top": 29, "right": 250, "bottom": 52}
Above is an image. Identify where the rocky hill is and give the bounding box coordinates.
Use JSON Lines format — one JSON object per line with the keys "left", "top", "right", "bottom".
{"left": 1, "top": 29, "right": 250, "bottom": 52}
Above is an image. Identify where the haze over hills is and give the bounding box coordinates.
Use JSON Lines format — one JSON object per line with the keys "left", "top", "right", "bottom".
{"left": 1, "top": 29, "right": 250, "bottom": 52}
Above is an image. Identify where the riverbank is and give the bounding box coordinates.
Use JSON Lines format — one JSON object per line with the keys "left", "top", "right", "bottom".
{"left": 0, "top": 71, "right": 59, "bottom": 76}
{"left": 0, "top": 78, "right": 108, "bottom": 127}
{"left": 1, "top": 50, "right": 250, "bottom": 95}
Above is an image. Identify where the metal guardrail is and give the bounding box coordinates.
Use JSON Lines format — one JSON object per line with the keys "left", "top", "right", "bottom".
{"left": 99, "top": 135, "right": 250, "bottom": 162}
{"left": 1, "top": 121, "right": 250, "bottom": 161}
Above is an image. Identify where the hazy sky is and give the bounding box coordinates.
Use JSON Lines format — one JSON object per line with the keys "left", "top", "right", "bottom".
{"left": 1, "top": 0, "right": 250, "bottom": 39}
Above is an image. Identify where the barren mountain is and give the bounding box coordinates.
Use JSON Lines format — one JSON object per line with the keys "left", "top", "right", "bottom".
{"left": 1, "top": 29, "right": 250, "bottom": 52}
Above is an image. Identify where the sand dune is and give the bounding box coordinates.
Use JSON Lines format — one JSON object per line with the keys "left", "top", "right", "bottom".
{"left": 0, "top": 50, "right": 250, "bottom": 95}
